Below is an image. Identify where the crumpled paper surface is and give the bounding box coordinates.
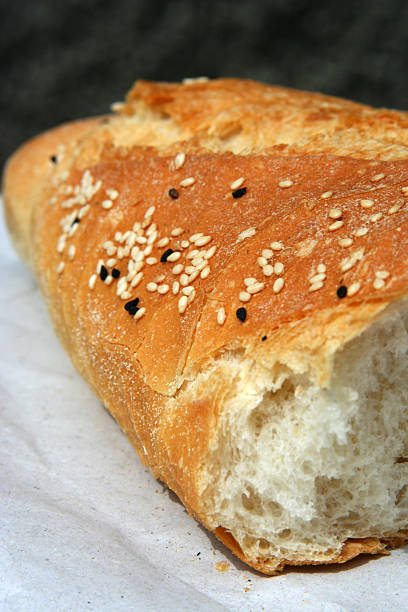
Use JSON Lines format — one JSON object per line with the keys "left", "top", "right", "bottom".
{"left": 0, "top": 208, "right": 407, "bottom": 612}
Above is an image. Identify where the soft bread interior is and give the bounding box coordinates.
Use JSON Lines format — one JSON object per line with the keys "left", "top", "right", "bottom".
{"left": 191, "top": 301, "right": 408, "bottom": 564}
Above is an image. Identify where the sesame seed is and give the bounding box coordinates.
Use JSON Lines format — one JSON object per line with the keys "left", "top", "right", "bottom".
{"left": 329, "top": 208, "right": 342, "bottom": 219}
{"left": 68, "top": 245, "right": 76, "bottom": 260}
{"left": 106, "top": 189, "right": 119, "bottom": 200}
{"left": 205, "top": 246, "right": 217, "bottom": 259}
{"left": 102, "top": 200, "right": 113, "bottom": 209}
{"left": 112, "top": 268, "right": 120, "bottom": 279}
{"left": 340, "top": 259, "right": 355, "bottom": 272}
{"left": 154, "top": 274, "right": 165, "bottom": 282}
{"left": 244, "top": 277, "right": 258, "bottom": 286}
{"left": 200, "top": 266, "right": 210, "bottom": 279}
{"left": 188, "top": 270, "right": 200, "bottom": 283}
{"left": 373, "top": 278, "right": 385, "bottom": 289}
{"left": 167, "top": 251, "right": 181, "bottom": 262}
{"left": 388, "top": 204, "right": 401, "bottom": 214}
{"left": 310, "top": 273, "right": 326, "bottom": 284}
{"left": 194, "top": 236, "right": 211, "bottom": 247}
{"left": 375, "top": 270, "right": 390, "bottom": 279}
{"left": 172, "top": 281, "right": 180, "bottom": 294}
{"left": 146, "top": 282, "right": 158, "bottom": 292}
{"left": 145, "top": 206, "right": 156, "bottom": 218}
{"left": 57, "top": 236, "right": 66, "bottom": 253}
{"left": 79, "top": 204, "right": 90, "bottom": 218}
{"left": 169, "top": 188, "right": 179, "bottom": 199}
{"left": 174, "top": 153, "right": 186, "bottom": 169}
{"left": 157, "top": 237, "right": 169, "bottom": 248}
{"left": 135, "top": 236, "right": 147, "bottom": 245}
{"left": 172, "top": 264, "right": 184, "bottom": 274}
{"left": 338, "top": 238, "right": 353, "bottom": 247}
{"left": 401, "top": 186, "right": 408, "bottom": 194}
{"left": 116, "top": 278, "right": 127, "bottom": 294}
{"left": 160, "top": 248, "right": 175, "bottom": 262}
{"left": 180, "top": 274, "right": 189, "bottom": 286}
{"left": 262, "top": 249, "right": 273, "bottom": 259}
{"left": 115, "top": 232, "right": 122, "bottom": 242}
{"left": 354, "top": 227, "right": 369, "bottom": 237}
{"left": 171, "top": 227, "right": 184, "bottom": 236}
{"left": 134, "top": 307, "right": 146, "bottom": 320}
{"left": 157, "top": 284, "right": 170, "bottom": 294}
{"left": 180, "top": 177, "right": 195, "bottom": 187}
{"left": 107, "top": 258, "right": 117, "bottom": 267}
{"left": 273, "top": 278, "right": 284, "bottom": 293}
{"left": 131, "top": 272, "right": 143, "bottom": 287}
{"left": 262, "top": 264, "right": 274, "bottom": 277}
{"left": 192, "top": 258, "right": 206, "bottom": 269}
{"left": 181, "top": 240, "right": 190, "bottom": 249}
{"left": 232, "top": 187, "right": 247, "bottom": 198}
{"left": 133, "top": 222, "right": 141, "bottom": 232}
{"left": 230, "top": 177, "right": 245, "bottom": 190}
{"left": 106, "top": 246, "right": 117, "bottom": 256}
{"left": 217, "top": 307, "right": 226, "bottom": 325}
{"left": 247, "top": 282, "right": 265, "bottom": 294}
{"left": 371, "top": 173, "right": 385, "bottom": 182}
{"left": 309, "top": 281, "right": 324, "bottom": 292}
{"left": 146, "top": 257, "right": 158, "bottom": 265}
{"left": 88, "top": 273, "right": 97, "bottom": 289}
{"left": 239, "top": 291, "right": 251, "bottom": 302}
{"left": 337, "top": 285, "right": 347, "bottom": 298}
{"left": 321, "top": 191, "right": 333, "bottom": 199}
{"left": 124, "top": 298, "right": 140, "bottom": 315}
{"left": 257, "top": 256, "right": 268, "bottom": 267}
{"left": 178, "top": 295, "right": 188, "bottom": 313}
{"left": 274, "top": 262, "right": 284, "bottom": 275}
{"left": 57, "top": 261, "right": 65, "bottom": 274}
{"left": 328, "top": 220, "right": 344, "bottom": 231}
{"left": 347, "top": 282, "right": 361, "bottom": 296}
{"left": 370, "top": 212, "right": 383, "bottom": 223}
{"left": 182, "top": 286, "right": 194, "bottom": 296}
{"left": 278, "top": 179, "right": 293, "bottom": 188}
{"left": 360, "top": 199, "right": 374, "bottom": 208}
{"left": 270, "top": 241, "right": 283, "bottom": 251}
{"left": 316, "top": 263, "right": 326, "bottom": 274}
{"left": 236, "top": 307, "right": 247, "bottom": 322}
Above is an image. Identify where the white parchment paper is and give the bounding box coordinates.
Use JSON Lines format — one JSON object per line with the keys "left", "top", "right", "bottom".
{"left": 0, "top": 206, "right": 407, "bottom": 612}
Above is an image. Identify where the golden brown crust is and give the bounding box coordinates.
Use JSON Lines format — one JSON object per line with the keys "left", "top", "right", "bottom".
{"left": 2, "top": 78, "right": 408, "bottom": 574}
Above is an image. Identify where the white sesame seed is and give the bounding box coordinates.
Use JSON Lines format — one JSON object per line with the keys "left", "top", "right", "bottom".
{"left": 88, "top": 273, "right": 97, "bottom": 289}
{"left": 106, "top": 188, "right": 119, "bottom": 200}
{"left": 316, "top": 263, "right": 326, "bottom": 274}
{"left": 114, "top": 232, "right": 122, "bottom": 242}
{"left": 348, "top": 282, "right": 361, "bottom": 296}
{"left": 147, "top": 231, "right": 158, "bottom": 245}
{"left": 146, "top": 257, "right": 158, "bottom": 265}
{"left": 172, "top": 264, "right": 184, "bottom": 275}
{"left": 340, "top": 260, "right": 355, "bottom": 272}
{"left": 309, "top": 281, "right": 324, "bottom": 292}
{"left": 131, "top": 272, "right": 143, "bottom": 287}
{"left": 117, "top": 247, "right": 125, "bottom": 259}
{"left": 120, "top": 291, "right": 132, "bottom": 300}
{"left": 102, "top": 200, "right": 113, "bottom": 209}
{"left": 132, "top": 222, "right": 141, "bottom": 232}
{"left": 68, "top": 245, "right": 75, "bottom": 260}
{"left": 57, "top": 261, "right": 65, "bottom": 274}
{"left": 329, "top": 208, "right": 342, "bottom": 219}
{"left": 200, "top": 265, "right": 210, "bottom": 279}
{"left": 321, "top": 191, "right": 333, "bottom": 199}
{"left": 135, "top": 236, "right": 147, "bottom": 244}
{"left": 157, "top": 284, "right": 169, "bottom": 294}
{"left": 388, "top": 204, "right": 401, "bottom": 214}
{"left": 237, "top": 227, "right": 256, "bottom": 242}
{"left": 106, "top": 246, "right": 117, "bottom": 256}
{"left": 78, "top": 204, "right": 90, "bottom": 218}
{"left": 181, "top": 240, "right": 190, "bottom": 249}
{"left": 174, "top": 152, "right": 186, "bottom": 169}
{"left": 146, "top": 282, "right": 158, "bottom": 292}
{"left": 278, "top": 179, "right": 293, "bottom": 188}
{"left": 370, "top": 212, "right": 383, "bottom": 223}
{"left": 274, "top": 262, "right": 284, "bottom": 275}
{"left": 230, "top": 177, "right": 244, "bottom": 190}
{"left": 338, "top": 238, "right": 353, "bottom": 247}
{"left": 104, "top": 241, "right": 114, "bottom": 249}
{"left": 194, "top": 235, "right": 211, "bottom": 247}
{"left": 354, "top": 227, "right": 369, "bottom": 237}
{"left": 270, "top": 241, "right": 283, "bottom": 251}
{"left": 192, "top": 258, "right": 206, "bottom": 270}
{"left": 262, "top": 264, "right": 274, "bottom": 277}
{"left": 178, "top": 295, "right": 188, "bottom": 313}
{"left": 57, "top": 236, "right": 66, "bottom": 253}
{"left": 360, "top": 199, "right": 374, "bottom": 208}
{"left": 247, "top": 282, "right": 265, "bottom": 294}
{"left": 187, "top": 248, "right": 200, "bottom": 259}
{"left": 157, "top": 237, "right": 169, "bottom": 248}
{"left": 167, "top": 251, "right": 181, "bottom": 262}
{"left": 104, "top": 276, "right": 113, "bottom": 286}
{"left": 188, "top": 270, "right": 200, "bottom": 283}
{"left": 96, "top": 260, "right": 104, "bottom": 274}
{"left": 116, "top": 278, "right": 127, "bottom": 293}
{"left": 180, "top": 177, "right": 195, "bottom": 187}
{"left": 261, "top": 249, "right": 273, "bottom": 259}
{"left": 205, "top": 245, "right": 217, "bottom": 259}
{"left": 143, "top": 245, "right": 152, "bottom": 256}
{"left": 134, "top": 307, "right": 146, "bottom": 320}
{"left": 371, "top": 173, "right": 385, "bottom": 182}
{"left": 217, "top": 307, "right": 226, "bottom": 325}
{"left": 182, "top": 286, "right": 194, "bottom": 296}
{"left": 373, "top": 277, "right": 385, "bottom": 289}
{"left": 107, "top": 258, "right": 117, "bottom": 267}
{"left": 375, "top": 270, "right": 390, "bottom": 279}
{"left": 239, "top": 291, "right": 251, "bottom": 302}
{"left": 172, "top": 281, "right": 180, "bottom": 295}
{"left": 154, "top": 274, "right": 165, "bottom": 283}
{"left": 180, "top": 274, "right": 189, "bottom": 286}
{"left": 328, "top": 220, "right": 344, "bottom": 231}
{"left": 244, "top": 277, "right": 258, "bottom": 286}
{"left": 171, "top": 227, "right": 184, "bottom": 237}
{"left": 257, "top": 256, "right": 268, "bottom": 267}
{"left": 311, "top": 271, "right": 327, "bottom": 284}
{"left": 145, "top": 206, "right": 155, "bottom": 218}
{"left": 273, "top": 278, "right": 285, "bottom": 293}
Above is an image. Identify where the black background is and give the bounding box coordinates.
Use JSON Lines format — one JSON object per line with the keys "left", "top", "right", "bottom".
{"left": 2, "top": 0, "right": 408, "bottom": 167}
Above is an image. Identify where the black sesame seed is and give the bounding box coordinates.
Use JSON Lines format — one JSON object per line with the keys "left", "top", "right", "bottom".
{"left": 99, "top": 265, "right": 108, "bottom": 281}
{"left": 232, "top": 186, "right": 247, "bottom": 199}
{"left": 169, "top": 188, "right": 179, "bottom": 199}
{"left": 112, "top": 268, "right": 120, "bottom": 279}
{"left": 50, "top": 155, "right": 58, "bottom": 164}
{"left": 236, "top": 307, "right": 247, "bottom": 322}
{"left": 261, "top": 335, "right": 267, "bottom": 341}
{"left": 161, "top": 248, "right": 174, "bottom": 262}
{"left": 71, "top": 217, "right": 80, "bottom": 226}
{"left": 124, "top": 298, "right": 140, "bottom": 315}
{"left": 337, "top": 285, "right": 347, "bottom": 299}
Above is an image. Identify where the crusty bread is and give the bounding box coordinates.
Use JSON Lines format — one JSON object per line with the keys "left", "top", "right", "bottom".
{"left": 2, "top": 78, "right": 408, "bottom": 575}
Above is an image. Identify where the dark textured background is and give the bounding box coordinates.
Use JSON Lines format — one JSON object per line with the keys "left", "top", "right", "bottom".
{"left": 2, "top": 0, "right": 408, "bottom": 167}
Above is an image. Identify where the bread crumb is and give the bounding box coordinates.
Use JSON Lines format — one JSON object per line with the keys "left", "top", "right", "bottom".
{"left": 215, "top": 561, "right": 230, "bottom": 573}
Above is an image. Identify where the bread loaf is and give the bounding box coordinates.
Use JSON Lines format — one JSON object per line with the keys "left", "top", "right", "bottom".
{"left": 3, "top": 78, "right": 408, "bottom": 575}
